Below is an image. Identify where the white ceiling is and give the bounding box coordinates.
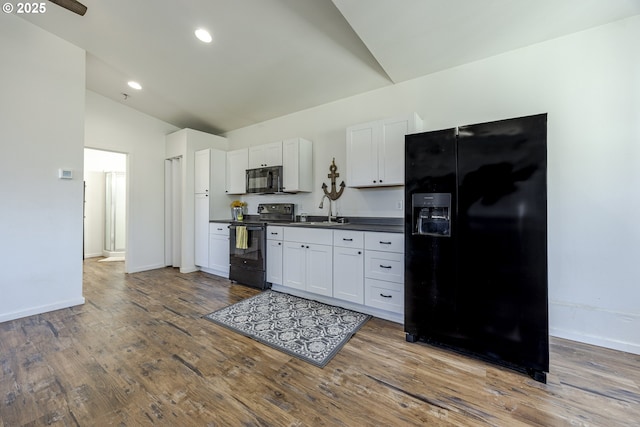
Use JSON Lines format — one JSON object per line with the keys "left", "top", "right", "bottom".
{"left": 20, "top": 0, "right": 640, "bottom": 134}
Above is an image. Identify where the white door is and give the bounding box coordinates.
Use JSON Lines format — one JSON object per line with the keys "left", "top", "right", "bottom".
{"left": 194, "top": 149, "right": 210, "bottom": 194}
{"left": 194, "top": 193, "right": 209, "bottom": 267}
{"left": 333, "top": 246, "right": 364, "bottom": 304}
{"left": 379, "top": 117, "right": 411, "bottom": 186}
{"left": 305, "top": 244, "right": 333, "bottom": 297}
{"left": 282, "top": 242, "right": 306, "bottom": 290}
{"left": 266, "top": 239, "right": 283, "bottom": 285}
{"left": 347, "top": 123, "right": 377, "bottom": 187}
{"left": 226, "top": 148, "right": 248, "bottom": 194}
{"left": 208, "top": 233, "right": 229, "bottom": 277}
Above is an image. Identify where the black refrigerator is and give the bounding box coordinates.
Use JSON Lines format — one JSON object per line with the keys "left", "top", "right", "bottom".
{"left": 404, "top": 113, "right": 549, "bottom": 382}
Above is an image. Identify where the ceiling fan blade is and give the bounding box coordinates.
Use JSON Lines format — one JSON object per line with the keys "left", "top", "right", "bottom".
{"left": 49, "top": 0, "right": 87, "bottom": 16}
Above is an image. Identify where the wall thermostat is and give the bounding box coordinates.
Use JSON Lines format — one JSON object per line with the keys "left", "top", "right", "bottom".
{"left": 58, "top": 169, "right": 73, "bottom": 179}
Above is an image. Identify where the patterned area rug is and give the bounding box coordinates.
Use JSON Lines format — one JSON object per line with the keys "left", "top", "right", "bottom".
{"left": 203, "top": 290, "right": 370, "bottom": 367}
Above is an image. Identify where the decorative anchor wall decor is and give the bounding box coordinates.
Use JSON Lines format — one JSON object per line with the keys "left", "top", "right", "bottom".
{"left": 322, "top": 158, "right": 345, "bottom": 201}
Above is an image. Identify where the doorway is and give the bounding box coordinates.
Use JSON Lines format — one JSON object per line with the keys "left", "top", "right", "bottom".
{"left": 84, "top": 148, "right": 127, "bottom": 261}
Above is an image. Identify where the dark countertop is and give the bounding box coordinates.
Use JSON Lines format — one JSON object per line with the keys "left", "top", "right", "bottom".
{"left": 279, "top": 222, "right": 403, "bottom": 233}
{"left": 211, "top": 216, "right": 403, "bottom": 233}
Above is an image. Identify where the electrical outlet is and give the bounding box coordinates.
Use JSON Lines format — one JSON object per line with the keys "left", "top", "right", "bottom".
{"left": 396, "top": 200, "right": 403, "bottom": 210}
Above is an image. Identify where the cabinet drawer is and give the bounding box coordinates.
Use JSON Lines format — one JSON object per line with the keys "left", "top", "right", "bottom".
{"left": 333, "top": 230, "right": 364, "bottom": 248}
{"left": 365, "top": 278, "right": 404, "bottom": 314}
{"left": 283, "top": 227, "right": 332, "bottom": 245}
{"left": 365, "top": 232, "right": 404, "bottom": 253}
{"left": 209, "top": 222, "right": 230, "bottom": 236}
{"left": 267, "top": 226, "right": 284, "bottom": 240}
{"left": 365, "top": 251, "right": 403, "bottom": 283}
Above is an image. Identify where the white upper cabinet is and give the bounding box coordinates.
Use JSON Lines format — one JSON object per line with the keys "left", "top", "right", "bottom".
{"left": 282, "top": 138, "right": 313, "bottom": 193}
{"left": 225, "top": 148, "right": 248, "bottom": 195}
{"left": 346, "top": 113, "right": 423, "bottom": 188}
{"left": 248, "top": 141, "right": 283, "bottom": 169}
{"left": 194, "top": 149, "right": 210, "bottom": 194}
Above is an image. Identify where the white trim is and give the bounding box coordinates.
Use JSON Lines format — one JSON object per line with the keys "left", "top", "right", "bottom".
{"left": 0, "top": 298, "right": 85, "bottom": 323}
{"left": 550, "top": 300, "right": 640, "bottom": 355}
{"left": 126, "top": 263, "right": 166, "bottom": 274}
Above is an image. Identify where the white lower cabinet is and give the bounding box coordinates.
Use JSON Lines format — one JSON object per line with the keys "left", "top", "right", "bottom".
{"left": 333, "top": 230, "right": 364, "bottom": 304}
{"left": 364, "top": 232, "right": 404, "bottom": 316}
{"left": 365, "top": 278, "right": 403, "bottom": 314}
{"left": 206, "top": 222, "right": 229, "bottom": 277}
{"left": 282, "top": 228, "right": 333, "bottom": 297}
{"left": 305, "top": 244, "right": 333, "bottom": 296}
{"left": 282, "top": 242, "right": 306, "bottom": 290}
{"left": 271, "top": 226, "right": 404, "bottom": 322}
{"left": 266, "top": 226, "right": 284, "bottom": 285}
{"left": 283, "top": 241, "right": 332, "bottom": 296}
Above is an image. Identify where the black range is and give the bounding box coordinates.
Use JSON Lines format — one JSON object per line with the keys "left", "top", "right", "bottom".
{"left": 228, "top": 203, "right": 294, "bottom": 289}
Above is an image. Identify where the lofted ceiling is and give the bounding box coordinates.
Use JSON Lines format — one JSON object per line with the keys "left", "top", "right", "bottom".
{"left": 20, "top": 0, "right": 640, "bottom": 134}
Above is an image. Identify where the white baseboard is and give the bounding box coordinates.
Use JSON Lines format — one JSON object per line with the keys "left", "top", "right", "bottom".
{"left": 84, "top": 253, "right": 103, "bottom": 258}
{"left": 550, "top": 300, "right": 640, "bottom": 355}
{"left": 126, "top": 263, "right": 166, "bottom": 273}
{"left": 0, "top": 297, "right": 86, "bottom": 323}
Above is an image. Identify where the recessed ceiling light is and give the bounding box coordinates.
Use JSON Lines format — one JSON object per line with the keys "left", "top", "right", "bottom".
{"left": 127, "top": 81, "right": 142, "bottom": 90}
{"left": 195, "top": 28, "right": 212, "bottom": 43}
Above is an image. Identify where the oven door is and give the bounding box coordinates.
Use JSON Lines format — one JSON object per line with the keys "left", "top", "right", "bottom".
{"left": 229, "top": 224, "right": 265, "bottom": 271}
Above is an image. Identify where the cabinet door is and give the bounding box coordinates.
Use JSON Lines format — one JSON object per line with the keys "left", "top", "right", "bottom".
{"left": 333, "top": 246, "right": 364, "bottom": 304}
{"left": 248, "top": 141, "right": 282, "bottom": 168}
{"left": 194, "top": 149, "right": 210, "bottom": 194}
{"left": 346, "top": 122, "right": 378, "bottom": 187}
{"left": 266, "top": 239, "right": 283, "bottom": 285}
{"left": 209, "top": 149, "right": 228, "bottom": 219}
{"left": 282, "top": 138, "right": 312, "bottom": 192}
{"left": 208, "top": 234, "right": 229, "bottom": 277}
{"left": 379, "top": 117, "right": 412, "bottom": 186}
{"left": 282, "top": 242, "right": 306, "bottom": 290}
{"left": 195, "top": 193, "right": 209, "bottom": 267}
{"left": 248, "top": 145, "right": 265, "bottom": 169}
{"left": 225, "top": 148, "right": 248, "bottom": 194}
{"left": 305, "top": 244, "right": 333, "bottom": 297}
{"left": 264, "top": 141, "right": 283, "bottom": 166}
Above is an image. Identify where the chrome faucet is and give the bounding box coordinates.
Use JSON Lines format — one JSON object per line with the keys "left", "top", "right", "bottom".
{"left": 318, "top": 195, "right": 334, "bottom": 222}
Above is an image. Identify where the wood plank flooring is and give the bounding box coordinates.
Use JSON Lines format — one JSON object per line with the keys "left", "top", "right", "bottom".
{"left": 1, "top": 258, "right": 639, "bottom": 426}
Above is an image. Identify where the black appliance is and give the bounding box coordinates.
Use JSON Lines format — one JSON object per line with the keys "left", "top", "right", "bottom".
{"left": 404, "top": 113, "right": 549, "bottom": 383}
{"left": 246, "top": 166, "right": 283, "bottom": 194}
{"left": 229, "top": 203, "right": 294, "bottom": 289}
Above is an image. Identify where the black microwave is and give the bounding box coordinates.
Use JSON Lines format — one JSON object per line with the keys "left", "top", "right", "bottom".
{"left": 246, "top": 166, "right": 283, "bottom": 194}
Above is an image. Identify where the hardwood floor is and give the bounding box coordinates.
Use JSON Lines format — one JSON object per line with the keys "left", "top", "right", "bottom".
{"left": 1, "top": 258, "right": 638, "bottom": 426}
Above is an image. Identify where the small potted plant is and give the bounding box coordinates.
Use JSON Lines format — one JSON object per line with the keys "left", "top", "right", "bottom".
{"left": 230, "top": 200, "right": 247, "bottom": 221}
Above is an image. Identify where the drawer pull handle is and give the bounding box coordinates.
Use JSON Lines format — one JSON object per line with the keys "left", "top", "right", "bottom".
{"left": 380, "top": 293, "right": 392, "bottom": 298}
{"left": 271, "top": 232, "right": 278, "bottom": 235}
{"left": 379, "top": 241, "right": 391, "bottom": 245}
{"left": 343, "top": 238, "right": 353, "bottom": 241}
{"left": 217, "top": 228, "right": 223, "bottom": 230}
{"left": 380, "top": 265, "right": 392, "bottom": 269}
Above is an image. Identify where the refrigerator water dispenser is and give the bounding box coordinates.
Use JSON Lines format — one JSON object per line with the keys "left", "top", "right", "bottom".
{"left": 412, "top": 193, "right": 451, "bottom": 236}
